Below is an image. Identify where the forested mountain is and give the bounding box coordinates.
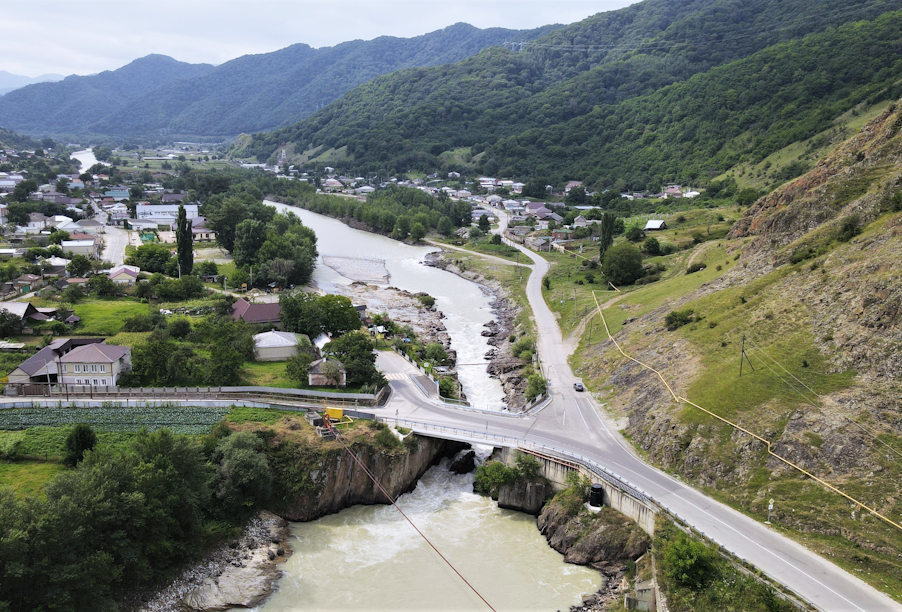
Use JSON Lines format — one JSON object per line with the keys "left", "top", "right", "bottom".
{"left": 0, "top": 126, "right": 41, "bottom": 151}
{"left": 242, "top": 0, "right": 902, "bottom": 187}
{"left": 0, "top": 23, "right": 557, "bottom": 138}
{"left": 0, "top": 55, "right": 214, "bottom": 135}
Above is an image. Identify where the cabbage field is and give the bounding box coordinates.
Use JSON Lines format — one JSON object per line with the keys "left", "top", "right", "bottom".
{"left": 0, "top": 405, "right": 231, "bottom": 435}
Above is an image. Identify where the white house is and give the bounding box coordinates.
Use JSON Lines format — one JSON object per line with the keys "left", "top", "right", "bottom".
{"left": 135, "top": 204, "right": 199, "bottom": 221}
{"left": 644, "top": 220, "right": 667, "bottom": 231}
{"left": 253, "top": 331, "right": 304, "bottom": 361}
{"left": 61, "top": 239, "right": 99, "bottom": 258}
{"left": 59, "top": 343, "right": 131, "bottom": 387}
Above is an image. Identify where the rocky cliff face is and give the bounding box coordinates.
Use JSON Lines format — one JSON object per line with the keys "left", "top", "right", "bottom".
{"left": 537, "top": 499, "right": 649, "bottom": 569}
{"left": 269, "top": 434, "right": 464, "bottom": 522}
{"left": 497, "top": 476, "right": 550, "bottom": 515}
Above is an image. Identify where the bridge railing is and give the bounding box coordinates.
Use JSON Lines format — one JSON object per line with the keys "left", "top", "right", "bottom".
{"left": 384, "top": 417, "right": 654, "bottom": 507}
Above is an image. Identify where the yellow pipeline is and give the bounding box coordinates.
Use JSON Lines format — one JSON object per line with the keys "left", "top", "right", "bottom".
{"left": 591, "top": 291, "right": 902, "bottom": 533}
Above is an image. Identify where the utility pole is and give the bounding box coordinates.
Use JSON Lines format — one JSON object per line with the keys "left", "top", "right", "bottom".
{"left": 739, "top": 334, "right": 755, "bottom": 377}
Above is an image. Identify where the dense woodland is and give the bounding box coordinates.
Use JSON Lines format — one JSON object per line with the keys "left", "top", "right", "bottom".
{"left": 244, "top": 0, "right": 902, "bottom": 188}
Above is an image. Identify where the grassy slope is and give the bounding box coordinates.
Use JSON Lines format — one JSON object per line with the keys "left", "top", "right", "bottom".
{"left": 563, "top": 206, "right": 902, "bottom": 599}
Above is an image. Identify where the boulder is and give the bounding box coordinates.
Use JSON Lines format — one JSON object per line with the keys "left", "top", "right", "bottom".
{"left": 449, "top": 450, "right": 476, "bottom": 474}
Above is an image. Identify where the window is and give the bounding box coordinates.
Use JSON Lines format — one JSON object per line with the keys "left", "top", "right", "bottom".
{"left": 100, "top": 364, "right": 106, "bottom": 373}
{"left": 101, "top": 379, "right": 107, "bottom": 386}
{"left": 75, "top": 379, "right": 81, "bottom": 385}
{"left": 60, "top": 364, "right": 66, "bottom": 373}
{"left": 91, "top": 364, "right": 97, "bottom": 373}
{"left": 74, "top": 364, "right": 80, "bottom": 373}
{"left": 93, "top": 379, "right": 99, "bottom": 386}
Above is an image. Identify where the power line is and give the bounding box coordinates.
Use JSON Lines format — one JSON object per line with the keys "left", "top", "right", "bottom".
{"left": 325, "top": 419, "right": 497, "bottom": 612}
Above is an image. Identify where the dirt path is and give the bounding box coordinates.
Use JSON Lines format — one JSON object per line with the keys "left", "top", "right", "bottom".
{"left": 684, "top": 240, "right": 716, "bottom": 272}
{"left": 562, "top": 292, "right": 623, "bottom": 355}
{"left": 424, "top": 239, "right": 532, "bottom": 268}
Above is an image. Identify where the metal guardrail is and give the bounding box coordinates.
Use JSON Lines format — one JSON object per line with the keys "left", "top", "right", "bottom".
{"left": 383, "top": 417, "right": 655, "bottom": 507}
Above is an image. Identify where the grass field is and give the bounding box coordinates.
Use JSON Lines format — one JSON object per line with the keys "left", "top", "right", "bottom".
{"left": 0, "top": 461, "right": 66, "bottom": 498}
{"left": 71, "top": 298, "right": 149, "bottom": 335}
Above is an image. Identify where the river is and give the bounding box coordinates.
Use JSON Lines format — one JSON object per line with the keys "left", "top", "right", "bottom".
{"left": 265, "top": 200, "right": 505, "bottom": 411}
{"left": 70, "top": 148, "right": 108, "bottom": 170}
{"left": 246, "top": 203, "right": 600, "bottom": 611}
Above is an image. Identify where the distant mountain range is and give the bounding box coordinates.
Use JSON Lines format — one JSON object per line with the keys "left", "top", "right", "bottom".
{"left": 0, "top": 71, "right": 64, "bottom": 97}
{"left": 237, "top": 0, "right": 902, "bottom": 187}
{"left": 0, "top": 23, "right": 558, "bottom": 138}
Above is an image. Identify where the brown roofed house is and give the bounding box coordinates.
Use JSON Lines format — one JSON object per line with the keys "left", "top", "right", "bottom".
{"left": 231, "top": 298, "right": 282, "bottom": 327}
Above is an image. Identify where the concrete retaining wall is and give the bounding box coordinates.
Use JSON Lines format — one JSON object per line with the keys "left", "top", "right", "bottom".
{"left": 500, "top": 447, "right": 657, "bottom": 535}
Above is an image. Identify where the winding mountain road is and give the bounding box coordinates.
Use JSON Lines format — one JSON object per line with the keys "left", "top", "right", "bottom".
{"left": 372, "top": 208, "right": 900, "bottom": 612}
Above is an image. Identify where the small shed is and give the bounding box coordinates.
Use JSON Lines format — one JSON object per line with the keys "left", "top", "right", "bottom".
{"left": 253, "top": 330, "right": 302, "bottom": 362}
{"left": 644, "top": 220, "right": 667, "bottom": 231}
{"left": 307, "top": 358, "right": 346, "bottom": 387}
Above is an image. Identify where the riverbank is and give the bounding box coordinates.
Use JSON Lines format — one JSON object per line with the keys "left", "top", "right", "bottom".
{"left": 424, "top": 251, "right": 528, "bottom": 407}
{"left": 126, "top": 511, "right": 292, "bottom": 612}
{"left": 314, "top": 279, "right": 454, "bottom": 362}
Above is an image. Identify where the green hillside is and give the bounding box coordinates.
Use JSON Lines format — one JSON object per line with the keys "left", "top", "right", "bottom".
{"left": 0, "top": 55, "right": 215, "bottom": 135}
{"left": 0, "top": 23, "right": 557, "bottom": 139}
{"left": 243, "top": 0, "right": 902, "bottom": 186}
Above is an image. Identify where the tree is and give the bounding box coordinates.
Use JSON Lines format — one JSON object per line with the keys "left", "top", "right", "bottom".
{"left": 88, "top": 275, "right": 119, "bottom": 297}
{"left": 325, "top": 331, "right": 383, "bottom": 386}
{"left": 320, "top": 360, "right": 344, "bottom": 385}
{"left": 0, "top": 309, "right": 23, "bottom": 337}
{"left": 643, "top": 237, "right": 661, "bottom": 255}
{"left": 318, "top": 294, "right": 361, "bottom": 336}
{"left": 125, "top": 243, "right": 172, "bottom": 273}
{"left": 437, "top": 216, "right": 453, "bottom": 236}
{"left": 392, "top": 215, "right": 410, "bottom": 240}
{"left": 232, "top": 218, "right": 267, "bottom": 268}
{"left": 425, "top": 343, "right": 448, "bottom": 365}
{"left": 11, "top": 178, "right": 37, "bottom": 202}
{"left": 61, "top": 284, "right": 86, "bottom": 303}
{"left": 525, "top": 373, "right": 547, "bottom": 401}
{"left": 66, "top": 254, "right": 92, "bottom": 278}
{"left": 48, "top": 230, "right": 69, "bottom": 245}
{"left": 602, "top": 241, "right": 644, "bottom": 286}
{"left": 625, "top": 225, "right": 645, "bottom": 242}
{"left": 478, "top": 214, "right": 490, "bottom": 232}
{"left": 410, "top": 222, "right": 426, "bottom": 242}
{"left": 212, "top": 432, "right": 272, "bottom": 516}
{"left": 564, "top": 185, "right": 588, "bottom": 205}
{"left": 63, "top": 424, "right": 97, "bottom": 466}
{"left": 175, "top": 204, "right": 193, "bottom": 275}
{"left": 599, "top": 212, "right": 616, "bottom": 256}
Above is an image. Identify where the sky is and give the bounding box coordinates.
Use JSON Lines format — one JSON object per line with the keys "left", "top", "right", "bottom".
{"left": 2, "top": 0, "right": 638, "bottom": 77}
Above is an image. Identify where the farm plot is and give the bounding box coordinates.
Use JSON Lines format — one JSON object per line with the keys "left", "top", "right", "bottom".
{"left": 0, "top": 405, "right": 231, "bottom": 435}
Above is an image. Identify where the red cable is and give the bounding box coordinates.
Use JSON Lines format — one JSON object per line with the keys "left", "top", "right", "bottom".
{"left": 325, "top": 420, "right": 497, "bottom": 612}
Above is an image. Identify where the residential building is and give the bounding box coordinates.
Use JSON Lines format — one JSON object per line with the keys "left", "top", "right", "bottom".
{"left": 58, "top": 343, "right": 132, "bottom": 387}
{"left": 108, "top": 265, "right": 140, "bottom": 285}
{"left": 7, "top": 338, "right": 105, "bottom": 384}
{"left": 61, "top": 239, "right": 99, "bottom": 258}
{"left": 307, "top": 358, "right": 346, "bottom": 387}
{"left": 231, "top": 298, "right": 282, "bottom": 326}
{"left": 253, "top": 330, "right": 305, "bottom": 361}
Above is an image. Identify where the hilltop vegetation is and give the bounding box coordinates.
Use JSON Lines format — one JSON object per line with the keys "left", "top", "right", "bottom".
{"left": 0, "top": 23, "right": 557, "bottom": 138}
{"left": 243, "top": 0, "right": 901, "bottom": 187}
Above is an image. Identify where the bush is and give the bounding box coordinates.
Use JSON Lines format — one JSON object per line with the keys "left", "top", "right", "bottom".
{"left": 168, "top": 318, "right": 192, "bottom": 339}
{"left": 374, "top": 425, "right": 402, "bottom": 450}
{"left": 438, "top": 377, "right": 456, "bottom": 398}
{"left": 211, "top": 431, "right": 272, "bottom": 515}
{"left": 665, "top": 309, "right": 695, "bottom": 330}
{"left": 687, "top": 262, "right": 707, "bottom": 274}
{"left": 525, "top": 373, "right": 547, "bottom": 401}
{"left": 511, "top": 336, "right": 535, "bottom": 360}
{"left": 64, "top": 423, "right": 97, "bottom": 466}
{"left": 643, "top": 237, "right": 661, "bottom": 255}
{"left": 473, "top": 461, "right": 518, "bottom": 497}
{"left": 663, "top": 531, "right": 718, "bottom": 591}
{"left": 836, "top": 214, "right": 861, "bottom": 242}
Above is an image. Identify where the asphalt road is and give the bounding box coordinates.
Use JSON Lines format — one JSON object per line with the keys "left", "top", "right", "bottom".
{"left": 96, "top": 211, "right": 129, "bottom": 266}
{"left": 372, "top": 208, "right": 901, "bottom": 612}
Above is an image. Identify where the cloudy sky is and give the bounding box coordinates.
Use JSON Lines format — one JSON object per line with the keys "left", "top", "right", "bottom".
{"left": 2, "top": 0, "right": 638, "bottom": 77}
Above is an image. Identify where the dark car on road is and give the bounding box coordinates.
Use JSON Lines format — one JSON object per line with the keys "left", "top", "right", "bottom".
{"left": 573, "top": 382, "right": 584, "bottom": 391}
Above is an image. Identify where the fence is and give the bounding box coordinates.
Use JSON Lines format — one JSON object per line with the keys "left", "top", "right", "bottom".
{"left": 4, "top": 382, "right": 385, "bottom": 406}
